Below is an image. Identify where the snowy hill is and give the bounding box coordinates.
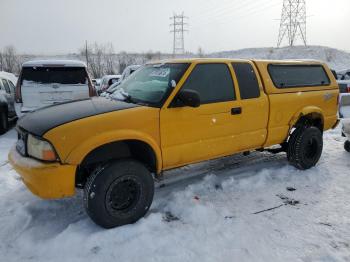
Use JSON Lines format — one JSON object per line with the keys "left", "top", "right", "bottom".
{"left": 210, "top": 46, "right": 350, "bottom": 71}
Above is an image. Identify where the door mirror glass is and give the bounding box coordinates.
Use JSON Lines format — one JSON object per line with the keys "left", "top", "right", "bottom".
{"left": 175, "top": 89, "right": 201, "bottom": 108}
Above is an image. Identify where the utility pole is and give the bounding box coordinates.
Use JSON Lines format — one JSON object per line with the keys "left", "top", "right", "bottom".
{"left": 277, "top": 0, "right": 307, "bottom": 47}
{"left": 170, "top": 13, "right": 188, "bottom": 56}
{"left": 85, "top": 40, "right": 89, "bottom": 68}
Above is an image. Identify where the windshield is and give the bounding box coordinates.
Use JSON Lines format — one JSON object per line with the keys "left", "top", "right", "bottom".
{"left": 112, "top": 63, "right": 189, "bottom": 106}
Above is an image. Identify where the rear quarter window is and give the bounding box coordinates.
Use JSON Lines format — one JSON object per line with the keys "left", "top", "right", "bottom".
{"left": 232, "top": 63, "right": 260, "bottom": 99}
{"left": 21, "top": 67, "right": 88, "bottom": 85}
{"left": 268, "top": 64, "right": 330, "bottom": 88}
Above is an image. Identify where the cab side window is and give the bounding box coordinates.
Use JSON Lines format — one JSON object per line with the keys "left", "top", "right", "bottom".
{"left": 1, "top": 79, "right": 11, "bottom": 94}
{"left": 232, "top": 63, "right": 260, "bottom": 99}
{"left": 181, "top": 63, "right": 235, "bottom": 104}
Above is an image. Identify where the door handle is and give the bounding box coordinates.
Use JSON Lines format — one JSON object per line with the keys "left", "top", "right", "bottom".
{"left": 231, "top": 107, "right": 242, "bottom": 115}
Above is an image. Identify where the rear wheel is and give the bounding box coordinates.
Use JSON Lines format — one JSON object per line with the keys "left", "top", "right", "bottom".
{"left": 83, "top": 159, "right": 154, "bottom": 228}
{"left": 345, "top": 140, "right": 350, "bottom": 153}
{"left": 287, "top": 126, "right": 323, "bottom": 170}
{"left": 0, "top": 110, "right": 8, "bottom": 135}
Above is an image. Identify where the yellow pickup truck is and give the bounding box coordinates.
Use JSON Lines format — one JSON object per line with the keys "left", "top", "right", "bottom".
{"left": 9, "top": 59, "right": 339, "bottom": 228}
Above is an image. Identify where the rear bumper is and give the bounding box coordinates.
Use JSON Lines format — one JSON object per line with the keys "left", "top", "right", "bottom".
{"left": 8, "top": 147, "right": 76, "bottom": 199}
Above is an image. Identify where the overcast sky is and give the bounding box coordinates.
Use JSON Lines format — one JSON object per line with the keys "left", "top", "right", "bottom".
{"left": 1, "top": 0, "right": 349, "bottom": 54}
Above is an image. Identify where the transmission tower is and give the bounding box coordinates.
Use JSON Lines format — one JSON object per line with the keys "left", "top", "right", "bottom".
{"left": 170, "top": 13, "right": 188, "bottom": 56}
{"left": 277, "top": 0, "right": 307, "bottom": 47}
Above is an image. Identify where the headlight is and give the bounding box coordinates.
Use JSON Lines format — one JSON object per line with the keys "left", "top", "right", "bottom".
{"left": 27, "top": 134, "right": 57, "bottom": 161}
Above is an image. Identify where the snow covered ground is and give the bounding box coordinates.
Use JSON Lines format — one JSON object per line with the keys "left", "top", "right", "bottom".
{"left": 0, "top": 126, "right": 350, "bottom": 262}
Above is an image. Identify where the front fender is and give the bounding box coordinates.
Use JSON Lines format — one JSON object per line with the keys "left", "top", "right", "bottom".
{"left": 65, "top": 129, "right": 163, "bottom": 173}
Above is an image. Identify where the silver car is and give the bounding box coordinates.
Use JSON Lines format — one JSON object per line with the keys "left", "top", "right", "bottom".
{"left": 0, "top": 73, "right": 17, "bottom": 134}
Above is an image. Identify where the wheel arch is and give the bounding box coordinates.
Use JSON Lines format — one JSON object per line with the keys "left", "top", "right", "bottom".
{"left": 65, "top": 130, "right": 162, "bottom": 186}
{"left": 66, "top": 130, "right": 162, "bottom": 168}
{"left": 289, "top": 106, "right": 324, "bottom": 132}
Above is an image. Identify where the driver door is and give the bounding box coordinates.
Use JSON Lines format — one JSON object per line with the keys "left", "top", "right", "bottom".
{"left": 160, "top": 63, "right": 243, "bottom": 169}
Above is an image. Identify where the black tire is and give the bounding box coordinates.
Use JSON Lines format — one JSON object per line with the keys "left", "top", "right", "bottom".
{"left": 84, "top": 159, "right": 154, "bottom": 229}
{"left": 0, "top": 110, "right": 9, "bottom": 135}
{"left": 345, "top": 140, "right": 350, "bottom": 153}
{"left": 287, "top": 126, "right": 323, "bottom": 170}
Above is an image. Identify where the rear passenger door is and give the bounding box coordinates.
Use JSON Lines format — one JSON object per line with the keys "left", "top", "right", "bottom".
{"left": 231, "top": 62, "right": 269, "bottom": 151}
{"left": 160, "top": 63, "right": 244, "bottom": 169}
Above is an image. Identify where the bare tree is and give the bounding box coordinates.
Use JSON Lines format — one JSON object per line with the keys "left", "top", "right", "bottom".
{"left": 0, "top": 51, "right": 3, "bottom": 71}
{"left": 3, "top": 45, "right": 17, "bottom": 73}
{"left": 14, "top": 55, "right": 26, "bottom": 75}
{"left": 117, "top": 51, "right": 136, "bottom": 73}
{"left": 155, "top": 51, "right": 161, "bottom": 60}
{"left": 79, "top": 42, "right": 107, "bottom": 78}
{"left": 197, "top": 47, "right": 204, "bottom": 58}
{"left": 145, "top": 50, "right": 154, "bottom": 61}
{"left": 104, "top": 43, "right": 116, "bottom": 75}
{"left": 325, "top": 49, "right": 335, "bottom": 63}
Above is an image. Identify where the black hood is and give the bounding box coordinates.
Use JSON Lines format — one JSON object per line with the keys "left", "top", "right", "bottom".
{"left": 17, "top": 97, "right": 139, "bottom": 136}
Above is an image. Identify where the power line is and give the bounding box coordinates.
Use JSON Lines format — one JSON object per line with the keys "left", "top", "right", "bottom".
{"left": 191, "top": 0, "right": 281, "bottom": 30}
{"left": 277, "top": 0, "right": 307, "bottom": 47}
{"left": 170, "top": 13, "right": 188, "bottom": 56}
{"left": 191, "top": 0, "right": 264, "bottom": 25}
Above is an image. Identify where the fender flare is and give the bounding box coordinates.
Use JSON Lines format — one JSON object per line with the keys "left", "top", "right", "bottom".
{"left": 289, "top": 106, "right": 324, "bottom": 130}
{"left": 65, "top": 129, "right": 163, "bottom": 174}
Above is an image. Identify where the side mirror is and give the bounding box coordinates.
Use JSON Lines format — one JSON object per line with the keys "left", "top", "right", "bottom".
{"left": 176, "top": 89, "right": 201, "bottom": 108}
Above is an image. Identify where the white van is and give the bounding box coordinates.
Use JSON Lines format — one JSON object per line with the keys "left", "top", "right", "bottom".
{"left": 15, "top": 60, "right": 96, "bottom": 115}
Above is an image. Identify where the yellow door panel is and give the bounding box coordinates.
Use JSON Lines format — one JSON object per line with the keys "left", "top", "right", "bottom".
{"left": 236, "top": 96, "right": 269, "bottom": 150}
{"left": 160, "top": 101, "right": 244, "bottom": 169}
{"left": 228, "top": 62, "right": 269, "bottom": 151}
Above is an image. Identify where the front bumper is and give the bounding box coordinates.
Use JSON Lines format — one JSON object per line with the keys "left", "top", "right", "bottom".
{"left": 8, "top": 147, "right": 76, "bottom": 199}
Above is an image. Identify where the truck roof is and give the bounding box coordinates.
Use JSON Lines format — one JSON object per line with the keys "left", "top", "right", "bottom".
{"left": 22, "top": 60, "right": 87, "bottom": 68}
{"left": 148, "top": 58, "right": 324, "bottom": 65}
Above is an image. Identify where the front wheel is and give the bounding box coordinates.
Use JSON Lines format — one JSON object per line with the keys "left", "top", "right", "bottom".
{"left": 0, "top": 110, "right": 9, "bottom": 135}
{"left": 287, "top": 126, "right": 323, "bottom": 170}
{"left": 84, "top": 159, "right": 154, "bottom": 228}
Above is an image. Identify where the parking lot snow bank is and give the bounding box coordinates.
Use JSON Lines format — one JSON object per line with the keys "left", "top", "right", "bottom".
{"left": 0, "top": 127, "right": 350, "bottom": 262}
